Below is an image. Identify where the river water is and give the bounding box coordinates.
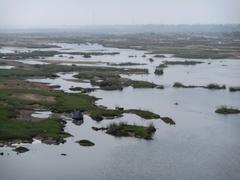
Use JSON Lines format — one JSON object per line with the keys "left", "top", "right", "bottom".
{"left": 0, "top": 43, "right": 240, "bottom": 180}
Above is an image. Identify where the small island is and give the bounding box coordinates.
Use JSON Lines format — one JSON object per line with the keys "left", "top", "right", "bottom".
{"left": 13, "top": 146, "right": 29, "bottom": 154}
{"left": 215, "top": 106, "right": 240, "bottom": 114}
{"left": 173, "top": 82, "right": 226, "bottom": 90}
{"left": 76, "top": 139, "right": 95, "bottom": 146}
{"left": 94, "top": 122, "right": 156, "bottom": 140}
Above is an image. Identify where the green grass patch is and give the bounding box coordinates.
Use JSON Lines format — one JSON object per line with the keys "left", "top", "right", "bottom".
{"left": 124, "top": 109, "right": 160, "bottom": 119}
{"left": 91, "top": 78, "right": 158, "bottom": 90}
{"left": 0, "top": 104, "right": 16, "bottom": 121}
{"left": 0, "top": 105, "right": 67, "bottom": 141}
{"left": 76, "top": 139, "right": 95, "bottom": 146}
{"left": 89, "top": 108, "right": 122, "bottom": 121}
{"left": 0, "top": 118, "right": 65, "bottom": 141}
{"left": 130, "top": 80, "right": 157, "bottom": 88}
{"left": 0, "top": 69, "right": 44, "bottom": 81}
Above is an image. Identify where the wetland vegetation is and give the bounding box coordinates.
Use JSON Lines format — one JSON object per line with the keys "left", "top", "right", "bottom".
{"left": 154, "top": 68, "right": 164, "bottom": 75}
{"left": 0, "top": 31, "right": 238, "bottom": 146}
{"left": 0, "top": 50, "right": 120, "bottom": 60}
{"left": 173, "top": 82, "right": 226, "bottom": 90}
{"left": 13, "top": 146, "right": 29, "bottom": 154}
{"left": 229, "top": 86, "right": 240, "bottom": 92}
{"left": 107, "top": 62, "right": 147, "bottom": 66}
{"left": 76, "top": 139, "right": 95, "bottom": 146}
{"left": 104, "top": 122, "right": 156, "bottom": 140}
{"left": 162, "top": 60, "right": 204, "bottom": 66}
{"left": 215, "top": 106, "right": 240, "bottom": 114}
{"left": 0, "top": 86, "right": 161, "bottom": 144}
{"left": 0, "top": 28, "right": 239, "bottom": 180}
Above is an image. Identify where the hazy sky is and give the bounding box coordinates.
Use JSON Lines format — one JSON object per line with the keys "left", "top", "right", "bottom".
{"left": 0, "top": 0, "right": 240, "bottom": 28}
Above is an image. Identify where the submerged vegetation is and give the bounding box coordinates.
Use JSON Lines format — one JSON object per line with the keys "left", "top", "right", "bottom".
{"left": 215, "top": 106, "right": 240, "bottom": 114}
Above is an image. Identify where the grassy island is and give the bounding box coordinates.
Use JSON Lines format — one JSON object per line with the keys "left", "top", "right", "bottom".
{"left": 105, "top": 123, "right": 156, "bottom": 140}
{"left": 76, "top": 139, "right": 95, "bottom": 146}
{"left": 215, "top": 106, "right": 240, "bottom": 114}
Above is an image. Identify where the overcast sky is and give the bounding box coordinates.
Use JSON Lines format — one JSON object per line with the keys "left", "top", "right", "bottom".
{"left": 0, "top": 0, "right": 240, "bottom": 28}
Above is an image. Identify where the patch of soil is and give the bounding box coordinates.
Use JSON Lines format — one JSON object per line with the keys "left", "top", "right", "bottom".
{"left": 12, "top": 93, "right": 56, "bottom": 103}
{"left": 17, "top": 107, "right": 50, "bottom": 121}
{"left": 17, "top": 110, "right": 33, "bottom": 120}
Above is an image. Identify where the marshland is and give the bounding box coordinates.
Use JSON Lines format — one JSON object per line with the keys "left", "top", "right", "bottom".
{"left": 0, "top": 26, "right": 240, "bottom": 180}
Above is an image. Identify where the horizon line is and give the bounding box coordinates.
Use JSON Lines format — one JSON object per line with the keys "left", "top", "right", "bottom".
{"left": 0, "top": 23, "right": 240, "bottom": 30}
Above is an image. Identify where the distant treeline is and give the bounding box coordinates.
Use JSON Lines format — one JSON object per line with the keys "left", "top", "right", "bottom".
{"left": 0, "top": 24, "right": 240, "bottom": 34}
